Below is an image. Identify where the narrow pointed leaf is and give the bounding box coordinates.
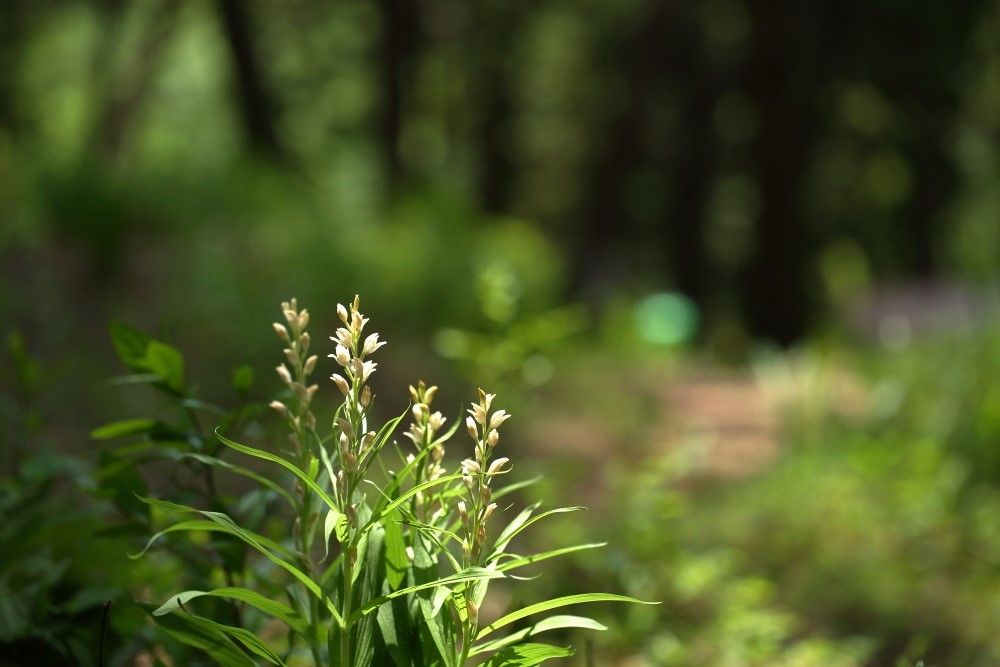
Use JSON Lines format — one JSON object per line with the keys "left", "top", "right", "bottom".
{"left": 476, "top": 594, "right": 658, "bottom": 640}
{"left": 470, "top": 615, "right": 607, "bottom": 656}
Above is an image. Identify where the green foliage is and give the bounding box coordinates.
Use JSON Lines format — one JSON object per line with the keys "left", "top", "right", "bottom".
{"left": 127, "top": 297, "right": 652, "bottom": 666}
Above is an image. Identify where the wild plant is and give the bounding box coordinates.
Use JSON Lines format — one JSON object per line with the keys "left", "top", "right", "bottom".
{"left": 134, "top": 296, "right": 652, "bottom": 666}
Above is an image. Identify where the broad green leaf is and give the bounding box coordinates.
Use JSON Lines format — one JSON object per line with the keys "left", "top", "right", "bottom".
{"left": 142, "top": 603, "right": 257, "bottom": 667}
{"left": 323, "top": 508, "right": 347, "bottom": 561}
{"left": 145, "top": 341, "right": 185, "bottom": 394}
{"left": 497, "top": 543, "right": 607, "bottom": 573}
{"left": 476, "top": 593, "right": 658, "bottom": 640}
{"left": 151, "top": 587, "right": 309, "bottom": 635}
{"left": 376, "top": 592, "right": 412, "bottom": 667}
{"left": 216, "top": 429, "right": 339, "bottom": 512}
{"left": 137, "top": 496, "right": 341, "bottom": 625}
{"left": 470, "top": 616, "right": 606, "bottom": 656}
{"left": 382, "top": 511, "right": 408, "bottom": 589}
{"left": 109, "top": 322, "right": 153, "bottom": 372}
{"left": 481, "top": 642, "right": 574, "bottom": 666}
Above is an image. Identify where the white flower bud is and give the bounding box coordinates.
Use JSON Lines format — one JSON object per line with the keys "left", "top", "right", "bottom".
{"left": 284, "top": 348, "right": 299, "bottom": 365}
{"left": 487, "top": 457, "right": 509, "bottom": 475}
{"left": 297, "top": 310, "right": 309, "bottom": 330}
{"left": 276, "top": 364, "right": 292, "bottom": 385}
{"left": 466, "top": 417, "right": 478, "bottom": 439}
{"left": 331, "top": 373, "right": 350, "bottom": 395}
{"left": 300, "top": 331, "right": 311, "bottom": 353}
{"left": 304, "top": 355, "right": 318, "bottom": 376}
{"left": 482, "top": 502, "right": 497, "bottom": 521}
{"left": 338, "top": 419, "right": 354, "bottom": 438}
{"left": 335, "top": 345, "right": 350, "bottom": 366}
{"left": 361, "top": 385, "right": 372, "bottom": 407}
{"left": 461, "top": 458, "right": 481, "bottom": 475}
{"left": 424, "top": 385, "right": 438, "bottom": 404}
{"left": 269, "top": 400, "right": 287, "bottom": 416}
{"left": 273, "top": 323, "right": 290, "bottom": 342}
{"left": 337, "top": 303, "right": 349, "bottom": 324}
{"left": 361, "top": 360, "right": 377, "bottom": 382}
{"left": 487, "top": 429, "right": 499, "bottom": 448}
{"left": 405, "top": 546, "right": 414, "bottom": 562}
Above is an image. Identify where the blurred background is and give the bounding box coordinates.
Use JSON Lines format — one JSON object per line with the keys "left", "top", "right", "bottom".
{"left": 2, "top": 0, "right": 1000, "bottom": 665}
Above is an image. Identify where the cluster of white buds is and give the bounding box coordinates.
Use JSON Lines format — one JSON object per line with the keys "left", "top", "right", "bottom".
{"left": 404, "top": 381, "right": 449, "bottom": 519}
{"left": 460, "top": 388, "right": 511, "bottom": 562}
{"left": 404, "top": 381, "right": 448, "bottom": 477}
{"left": 269, "top": 298, "right": 320, "bottom": 454}
{"left": 328, "top": 296, "right": 385, "bottom": 522}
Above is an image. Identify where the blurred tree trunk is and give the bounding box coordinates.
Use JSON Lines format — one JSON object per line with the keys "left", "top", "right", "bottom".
{"left": 215, "top": 0, "right": 288, "bottom": 163}
{"left": 570, "top": 0, "right": 671, "bottom": 301}
{"left": 91, "top": 0, "right": 182, "bottom": 161}
{"left": 738, "top": 0, "right": 850, "bottom": 345}
{"left": 473, "top": 2, "right": 524, "bottom": 214}
{"left": 376, "top": 0, "right": 422, "bottom": 190}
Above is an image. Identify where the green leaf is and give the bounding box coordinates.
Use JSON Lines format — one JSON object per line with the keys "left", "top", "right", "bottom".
{"left": 382, "top": 512, "right": 408, "bottom": 590}
{"left": 476, "top": 594, "right": 658, "bottom": 640}
{"left": 323, "top": 508, "right": 347, "bottom": 561}
{"left": 497, "top": 543, "right": 607, "bottom": 573}
{"left": 480, "top": 643, "right": 574, "bottom": 666}
{"left": 470, "top": 616, "right": 606, "bottom": 656}
{"left": 110, "top": 322, "right": 153, "bottom": 372}
{"left": 141, "top": 602, "right": 258, "bottom": 667}
{"left": 146, "top": 341, "right": 185, "bottom": 394}
{"left": 350, "top": 567, "right": 505, "bottom": 624}
{"left": 137, "top": 496, "right": 341, "bottom": 625}
{"left": 90, "top": 419, "right": 157, "bottom": 440}
{"left": 216, "top": 429, "right": 340, "bottom": 513}
{"left": 376, "top": 591, "right": 412, "bottom": 667}
{"left": 129, "top": 519, "right": 295, "bottom": 562}
{"left": 491, "top": 507, "right": 586, "bottom": 558}
{"left": 167, "top": 452, "right": 296, "bottom": 508}
{"left": 153, "top": 587, "right": 309, "bottom": 636}
{"left": 232, "top": 364, "right": 254, "bottom": 393}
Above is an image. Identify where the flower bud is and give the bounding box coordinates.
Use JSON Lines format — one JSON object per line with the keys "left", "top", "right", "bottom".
{"left": 481, "top": 485, "right": 491, "bottom": 504}
{"left": 300, "top": 331, "right": 311, "bottom": 353}
{"left": 468, "top": 403, "right": 487, "bottom": 425}
{"left": 461, "top": 458, "right": 481, "bottom": 475}
{"left": 331, "top": 373, "right": 350, "bottom": 395}
{"left": 487, "top": 429, "right": 499, "bottom": 448}
{"left": 458, "top": 501, "right": 469, "bottom": 526}
{"left": 335, "top": 345, "right": 350, "bottom": 366}
{"left": 304, "top": 354, "right": 318, "bottom": 376}
{"left": 409, "top": 384, "right": 420, "bottom": 402}
{"left": 482, "top": 502, "right": 498, "bottom": 521}
{"left": 284, "top": 348, "right": 299, "bottom": 366}
{"left": 466, "top": 417, "right": 478, "bottom": 439}
{"left": 424, "top": 385, "right": 438, "bottom": 404}
{"left": 487, "top": 458, "right": 509, "bottom": 476}
{"left": 337, "top": 303, "right": 349, "bottom": 324}
{"left": 466, "top": 600, "right": 479, "bottom": 624}
{"left": 338, "top": 419, "right": 353, "bottom": 438}
{"left": 361, "top": 385, "right": 372, "bottom": 407}
{"left": 273, "top": 323, "right": 290, "bottom": 342}
{"left": 297, "top": 310, "right": 309, "bottom": 330}
{"left": 489, "top": 410, "right": 511, "bottom": 430}
{"left": 269, "top": 400, "right": 287, "bottom": 416}
{"left": 362, "top": 431, "right": 376, "bottom": 452}
{"left": 276, "top": 364, "right": 292, "bottom": 385}
{"left": 344, "top": 452, "right": 358, "bottom": 473}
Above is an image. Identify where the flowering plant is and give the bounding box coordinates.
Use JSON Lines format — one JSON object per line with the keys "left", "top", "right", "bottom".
{"left": 133, "top": 296, "right": 652, "bottom": 666}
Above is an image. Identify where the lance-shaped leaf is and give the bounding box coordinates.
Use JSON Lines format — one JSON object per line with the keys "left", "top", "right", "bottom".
{"left": 480, "top": 643, "right": 574, "bottom": 666}
{"left": 349, "top": 567, "right": 505, "bottom": 624}
{"left": 496, "top": 543, "right": 607, "bottom": 573}
{"left": 475, "top": 593, "right": 659, "bottom": 640}
{"left": 470, "top": 615, "right": 607, "bottom": 656}
{"left": 215, "top": 429, "right": 339, "bottom": 513}
{"left": 129, "top": 519, "right": 295, "bottom": 561}
{"left": 152, "top": 587, "right": 309, "bottom": 636}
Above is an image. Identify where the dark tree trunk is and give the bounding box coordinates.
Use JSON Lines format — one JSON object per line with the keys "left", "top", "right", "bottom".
{"left": 215, "top": 0, "right": 287, "bottom": 163}
{"left": 739, "top": 0, "right": 815, "bottom": 346}
{"left": 376, "top": 0, "right": 421, "bottom": 190}
{"left": 92, "top": 0, "right": 182, "bottom": 161}
{"left": 570, "top": 0, "right": 671, "bottom": 301}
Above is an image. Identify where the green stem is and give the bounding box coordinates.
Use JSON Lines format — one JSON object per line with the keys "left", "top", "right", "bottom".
{"left": 340, "top": 545, "right": 354, "bottom": 667}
